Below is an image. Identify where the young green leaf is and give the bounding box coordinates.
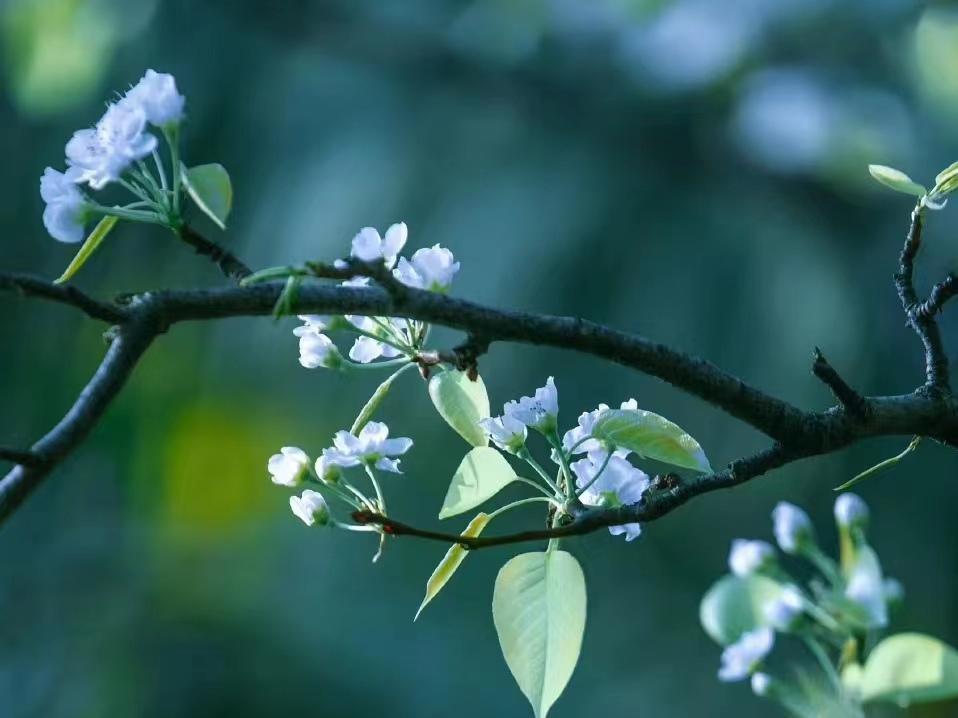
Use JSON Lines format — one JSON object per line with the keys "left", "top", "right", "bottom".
{"left": 351, "top": 364, "right": 413, "bottom": 435}
{"left": 439, "top": 447, "right": 517, "bottom": 519}
{"left": 414, "top": 512, "right": 491, "bottom": 621}
{"left": 182, "top": 163, "right": 233, "bottom": 229}
{"left": 428, "top": 370, "right": 490, "bottom": 447}
{"left": 493, "top": 550, "right": 586, "bottom": 718}
{"left": 590, "top": 408, "right": 712, "bottom": 473}
{"left": 935, "top": 160, "right": 958, "bottom": 186}
{"left": 699, "top": 574, "right": 786, "bottom": 646}
{"left": 861, "top": 633, "right": 958, "bottom": 705}
{"left": 867, "top": 164, "right": 927, "bottom": 197}
{"left": 54, "top": 215, "right": 119, "bottom": 284}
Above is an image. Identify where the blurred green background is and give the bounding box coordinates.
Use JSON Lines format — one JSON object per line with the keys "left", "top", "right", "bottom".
{"left": 2, "top": 0, "right": 958, "bottom": 715}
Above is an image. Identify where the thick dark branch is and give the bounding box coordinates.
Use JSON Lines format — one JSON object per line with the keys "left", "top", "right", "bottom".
{"left": 917, "top": 273, "right": 958, "bottom": 319}
{"left": 895, "top": 207, "right": 952, "bottom": 391}
{"left": 0, "top": 273, "right": 126, "bottom": 323}
{"left": 0, "top": 448, "right": 43, "bottom": 466}
{"left": 176, "top": 225, "right": 252, "bottom": 281}
{"left": 812, "top": 348, "right": 868, "bottom": 418}
{"left": 0, "top": 317, "right": 158, "bottom": 523}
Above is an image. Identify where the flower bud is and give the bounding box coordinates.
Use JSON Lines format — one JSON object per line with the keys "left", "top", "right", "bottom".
{"left": 771, "top": 501, "right": 814, "bottom": 554}
{"left": 728, "top": 539, "right": 775, "bottom": 577}
{"left": 763, "top": 585, "right": 805, "bottom": 631}
{"left": 268, "top": 446, "right": 310, "bottom": 487}
{"left": 834, "top": 493, "right": 868, "bottom": 530}
{"left": 289, "top": 489, "right": 330, "bottom": 527}
{"left": 750, "top": 672, "right": 772, "bottom": 697}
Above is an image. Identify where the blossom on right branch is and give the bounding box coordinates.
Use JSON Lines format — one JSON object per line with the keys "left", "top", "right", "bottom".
{"left": 718, "top": 627, "right": 774, "bottom": 682}
{"left": 571, "top": 450, "right": 649, "bottom": 541}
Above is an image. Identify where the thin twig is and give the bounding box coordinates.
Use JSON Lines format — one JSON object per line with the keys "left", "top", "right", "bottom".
{"left": 176, "top": 224, "right": 252, "bottom": 281}
{"left": 0, "top": 448, "right": 43, "bottom": 467}
{"left": 916, "top": 273, "right": 958, "bottom": 319}
{"left": 0, "top": 273, "right": 126, "bottom": 323}
{"left": 812, "top": 348, "right": 868, "bottom": 418}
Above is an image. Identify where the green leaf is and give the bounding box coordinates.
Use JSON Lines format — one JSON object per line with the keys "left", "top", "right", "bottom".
{"left": 935, "top": 160, "right": 958, "bottom": 186}
{"left": 428, "top": 370, "right": 490, "bottom": 447}
{"left": 699, "top": 574, "right": 785, "bottom": 645}
{"left": 591, "top": 408, "right": 712, "bottom": 473}
{"left": 414, "top": 512, "right": 491, "bottom": 621}
{"left": 861, "top": 633, "right": 958, "bottom": 705}
{"left": 493, "top": 550, "right": 586, "bottom": 718}
{"left": 351, "top": 364, "right": 412, "bottom": 434}
{"left": 182, "top": 163, "right": 232, "bottom": 229}
{"left": 439, "top": 447, "right": 517, "bottom": 519}
{"left": 868, "top": 164, "right": 927, "bottom": 197}
{"left": 54, "top": 215, "right": 119, "bottom": 284}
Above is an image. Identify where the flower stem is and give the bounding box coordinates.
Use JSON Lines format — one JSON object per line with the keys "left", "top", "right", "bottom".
{"left": 517, "top": 448, "right": 561, "bottom": 496}
{"left": 364, "top": 464, "right": 387, "bottom": 515}
{"left": 487, "top": 496, "right": 557, "bottom": 521}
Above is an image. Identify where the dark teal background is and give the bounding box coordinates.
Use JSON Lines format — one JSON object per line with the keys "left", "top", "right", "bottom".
{"left": 1, "top": 1, "right": 957, "bottom": 715}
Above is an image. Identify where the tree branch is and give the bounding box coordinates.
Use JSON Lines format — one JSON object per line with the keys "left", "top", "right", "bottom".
{"left": 176, "top": 225, "right": 252, "bottom": 281}
{"left": 0, "top": 273, "right": 126, "bottom": 323}
{"left": 3, "top": 203, "right": 958, "bottom": 539}
{"left": 895, "top": 206, "right": 952, "bottom": 391}
{"left": 917, "top": 273, "right": 958, "bottom": 320}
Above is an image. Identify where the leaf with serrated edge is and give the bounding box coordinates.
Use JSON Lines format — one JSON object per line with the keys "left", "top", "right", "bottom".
{"left": 428, "top": 370, "right": 490, "bottom": 447}
{"left": 55, "top": 215, "right": 119, "bottom": 284}
{"left": 591, "top": 408, "right": 711, "bottom": 473}
{"left": 439, "top": 447, "right": 517, "bottom": 519}
{"left": 414, "top": 512, "right": 491, "bottom": 621}
{"left": 493, "top": 550, "right": 586, "bottom": 718}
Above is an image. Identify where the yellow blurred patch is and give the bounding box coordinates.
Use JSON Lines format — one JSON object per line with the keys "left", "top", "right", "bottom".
{"left": 161, "top": 403, "right": 277, "bottom": 533}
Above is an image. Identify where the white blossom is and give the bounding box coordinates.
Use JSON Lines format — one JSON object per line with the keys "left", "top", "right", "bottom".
{"left": 314, "top": 450, "right": 342, "bottom": 484}
{"left": 571, "top": 450, "right": 649, "bottom": 542}
{"left": 718, "top": 627, "right": 774, "bottom": 682}
{"left": 340, "top": 278, "right": 408, "bottom": 363}
{"left": 324, "top": 421, "right": 413, "bottom": 474}
{"left": 504, "top": 377, "right": 559, "bottom": 433}
{"left": 124, "top": 69, "right": 185, "bottom": 126}
{"left": 834, "top": 493, "right": 868, "bottom": 528}
{"left": 479, "top": 414, "right": 527, "bottom": 454}
{"left": 40, "top": 168, "right": 87, "bottom": 243}
{"left": 771, "top": 501, "right": 813, "bottom": 554}
{"left": 350, "top": 222, "right": 407, "bottom": 268}
{"left": 562, "top": 398, "right": 637, "bottom": 454}
{"left": 66, "top": 101, "right": 157, "bottom": 189}
{"left": 293, "top": 322, "right": 342, "bottom": 369}
{"left": 763, "top": 585, "right": 805, "bottom": 631}
{"left": 728, "top": 539, "right": 775, "bottom": 577}
{"left": 750, "top": 672, "right": 772, "bottom": 697}
{"left": 268, "top": 446, "right": 310, "bottom": 487}
{"left": 393, "top": 245, "right": 460, "bottom": 292}
{"left": 846, "top": 555, "right": 888, "bottom": 629}
{"left": 290, "top": 489, "right": 330, "bottom": 527}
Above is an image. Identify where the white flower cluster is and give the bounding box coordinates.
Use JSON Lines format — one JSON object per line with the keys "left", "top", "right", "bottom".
{"left": 40, "top": 69, "right": 185, "bottom": 243}
{"left": 292, "top": 222, "right": 460, "bottom": 369}
{"left": 716, "top": 493, "right": 902, "bottom": 688}
{"left": 481, "top": 378, "right": 650, "bottom": 542}
{"left": 268, "top": 421, "right": 413, "bottom": 527}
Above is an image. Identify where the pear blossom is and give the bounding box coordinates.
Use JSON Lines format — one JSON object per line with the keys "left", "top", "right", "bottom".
{"left": 40, "top": 168, "right": 87, "bottom": 243}
{"left": 293, "top": 322, "right": 343, "bottom": 369}
{"left": 314, "top": 450, "right": 342, "bottom": 484}
{"left": 763, "top": 585, "right": 805, "bottom": 631}
{"left": 834, "top": 493, "right": 868, "bottom": 529}
{"left": 750, "top": 672, "right": 772, "bottom": 697}
{"left": 66, "top": 101, "right": 157, "bottom": 189}
{"left": 268, "top": 446, "right": 310, "bottom": 487}
{"left": 393, "top": 245, "right": 460, "bottom": 292}
{"left": 350, "top": 222, "right": 408, "bottom": 268}
{"left": 479, "top": 414, "right": 528, "bottom": 454}
{"left": 504, "top": 377, "right": 559, "bottom": 434}
{"left": 290, "top": 489, "right": 330, "bottom": 527}
{"left": 562, "top": 398, "right": 638, "bottom": 454}
{"left": 571, "top": 450, "right": 650, "bottom": 541}
{"left": 883, "top": 577, "right": 904, "bottom": 605}
{"left": 324, "top": 421, "right": 413, "bottom": 473}
{"left": 728, "top": 539, "right": 775, "bottom": 577}
{"left": 771, "top": 501, "right": 813, "bottom": 554}
{"left": 124, "top": 69, "right": 185, "bottom": 126}
{"left": 845, "top": 555, "right": 888, "bottom": 628}
{"left": 718, "top": 627, "right": 774, "bottom": 682}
